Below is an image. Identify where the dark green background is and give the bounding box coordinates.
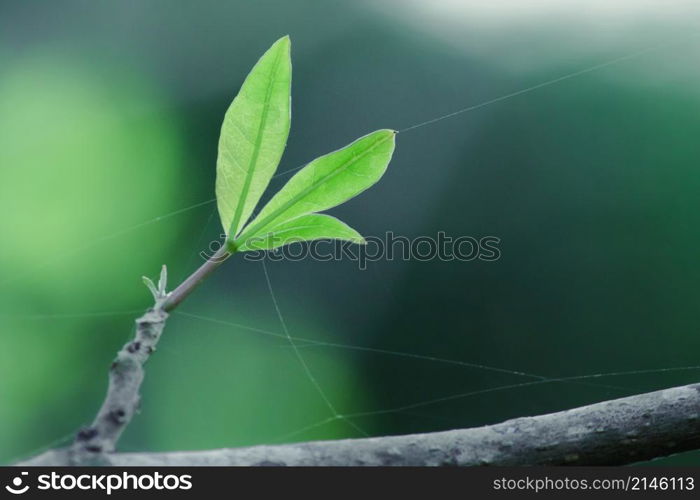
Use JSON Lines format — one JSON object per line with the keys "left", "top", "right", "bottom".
{"left": 1, "top": 0, "right": 699, "bottom": 465}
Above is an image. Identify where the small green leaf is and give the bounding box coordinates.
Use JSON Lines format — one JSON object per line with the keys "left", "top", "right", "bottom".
{"left": 235, "top": 129, "right": 395, "bottom": 248}
{"left": 216, "top": 36, "right": 292, "bottom": 237}
{"left": 236, "top": 213, "right": 364, "bottom": 252}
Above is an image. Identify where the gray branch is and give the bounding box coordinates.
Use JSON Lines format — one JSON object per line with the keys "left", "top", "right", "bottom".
{"left": 70, "top": 307, "right": 167, "bottom": 459}
{"left": 69, "top": 267, "right": 171, "bottom": 463}
{"left": 64, "top": 250, "right": 229, "bottom": 465}
{"left": 15, "top": 250, "right": 700, "bottom": 466}
{"left": 20, "top": 382, "right": 700, "bottom": 466}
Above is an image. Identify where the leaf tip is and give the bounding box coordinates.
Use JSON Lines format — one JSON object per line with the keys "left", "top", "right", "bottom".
{"left": 377, "top": 128, "right": 397, "bottom": 140}
{"left": 276, "top": 35, "right": 292, "bottom": 48}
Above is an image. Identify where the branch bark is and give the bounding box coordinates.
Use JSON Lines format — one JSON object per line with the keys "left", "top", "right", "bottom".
{"left": 17, "top": 240, "right": 700, "bottom": 466}
{"left": 71, "top": 306, "right": 168, "bottom": 458}
{"left": 68, "top": 247, "right": 230, "bottom": 464}
{"left": 20, "top": 382, "right": 700, "bottom": 466}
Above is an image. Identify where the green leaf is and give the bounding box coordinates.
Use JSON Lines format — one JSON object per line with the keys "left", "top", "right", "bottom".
{"left": 216, "top": 36, "right": 292, "bottom": 237}
{"left": 234, "top": 129, "right": 396, "bottom": 248}
{"left": 236, "top": 214, "right": 364, "bottom": 252}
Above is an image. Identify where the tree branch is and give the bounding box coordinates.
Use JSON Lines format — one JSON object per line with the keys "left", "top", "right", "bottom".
{"left": 20, "top": 382, "right": 700, "bottom": 466}
{"left": 71, "top": 305, "right": 168, "bottom": 459}
{"left": 17, "top": 237, "right": 699, "bottom": 466}
{"left": 68, "top": 247, "right": 230, "bottom": 464}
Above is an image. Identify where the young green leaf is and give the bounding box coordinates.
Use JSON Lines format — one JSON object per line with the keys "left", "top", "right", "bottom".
{"left": 236, "top": 213, "right": 364, "bottom": 252}
{"left": 216, "top": 36, "right": 292, "bottom": 238}
{"left": 234, "top": 129, "right": 396, "bottom": 248}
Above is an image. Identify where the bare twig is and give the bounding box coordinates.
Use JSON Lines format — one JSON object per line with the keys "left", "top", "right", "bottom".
{"left": 21, "top": 382, "right": 700, "bottom": 466}
{"left": 68, "top": 246, "right": 230, "bottom": 464}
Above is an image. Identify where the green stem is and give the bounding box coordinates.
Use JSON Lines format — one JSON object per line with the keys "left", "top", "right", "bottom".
{"left": 162, "top": 245, "right": 232, "bottom": 312}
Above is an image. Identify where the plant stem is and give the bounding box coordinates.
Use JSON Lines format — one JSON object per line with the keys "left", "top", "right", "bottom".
{"left": 162, "top": 245, "right": 231, "bottom": 312}
{"left": 70, "top": 244, "right": 232, "bottom": 461}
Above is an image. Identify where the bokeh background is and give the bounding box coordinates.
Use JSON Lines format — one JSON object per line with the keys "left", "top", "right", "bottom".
{"left": 2, "top": 0, "right": 700, "bottom": 465}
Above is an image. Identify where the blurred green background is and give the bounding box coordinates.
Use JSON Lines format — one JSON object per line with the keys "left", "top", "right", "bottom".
{"left": 1, "top": 0, "right": 700, "bottom": 465}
